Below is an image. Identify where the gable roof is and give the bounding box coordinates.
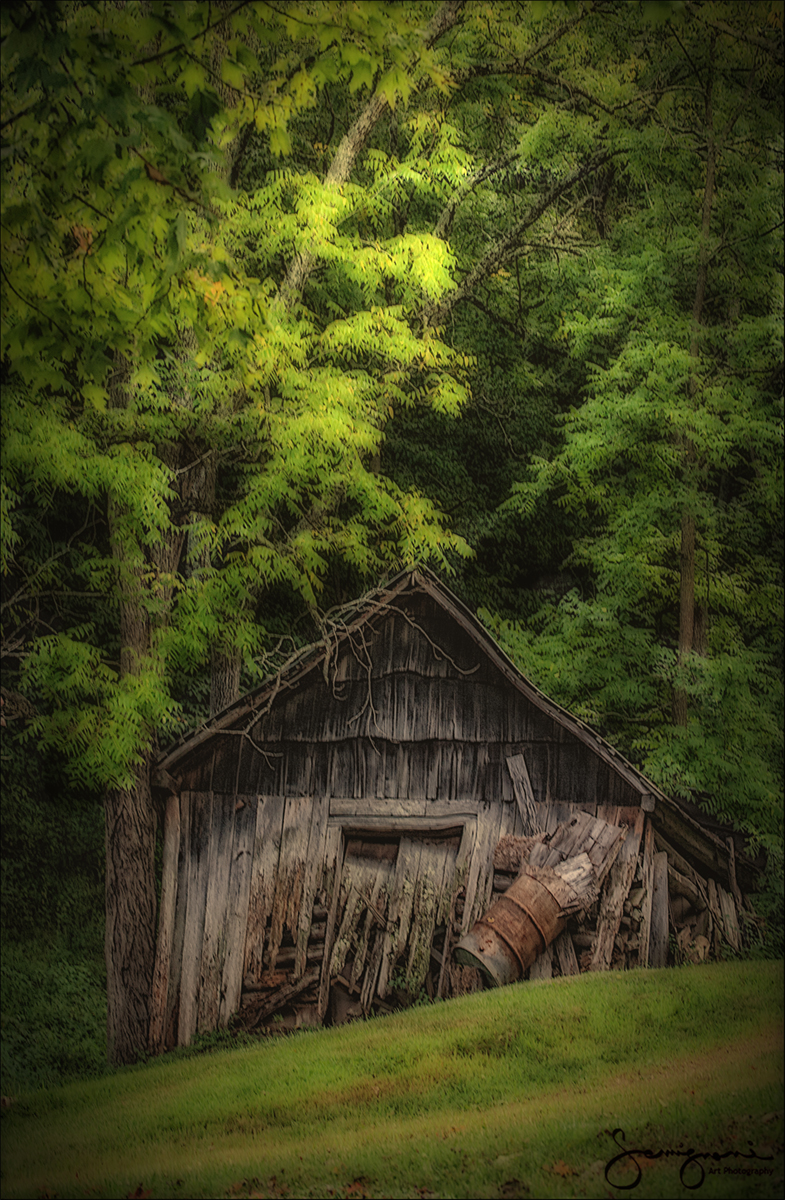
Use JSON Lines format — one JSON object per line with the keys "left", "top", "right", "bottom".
{"left": 155, "top": 567, "right": 758, "bottom": 893}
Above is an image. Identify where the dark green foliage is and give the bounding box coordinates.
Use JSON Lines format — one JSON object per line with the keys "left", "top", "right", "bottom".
{"left": 484, "top": 2, "right": 784, "bottom": 854}
{"left": 1, "top": 726, "right": 103, "bottom": 949}
{"left": 748, "top": 867, "right": 785, "bottom": 961}
{"left": 1, "top": 941, "right": 107, "bottom": 1094}
{"left": 1, "top": 724, "right": 105, "bottom": 1093}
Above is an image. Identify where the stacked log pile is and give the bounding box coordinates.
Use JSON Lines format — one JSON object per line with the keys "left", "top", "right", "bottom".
{"left": 455, "top": 811, "right": 630, "bottom": 983}
{"left": 481, "top": 811, "right": 748, "bottom": 981}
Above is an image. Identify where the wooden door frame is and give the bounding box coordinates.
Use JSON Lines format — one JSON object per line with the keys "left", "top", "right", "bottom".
{"left": 318, "top": 815, "right": 478, "bottom": 1019}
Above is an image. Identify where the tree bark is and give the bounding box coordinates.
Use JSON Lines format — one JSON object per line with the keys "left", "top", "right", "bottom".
{"left": 210, "top": 646, "right": 242, "bottom": 715}
{"left": 104, "top": 748, "right": 158, "bottom": 1065}
{"left": 104, "top": 351, "right": 160, "bottom": 1061}
{"left": 104, "top": 353, "right": 187, "bottom": 1064}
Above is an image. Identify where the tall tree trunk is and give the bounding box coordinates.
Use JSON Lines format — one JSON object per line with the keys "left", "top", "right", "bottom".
{"left": 673, "top": 36, "right": 716, "bottom": 728}
{"left": 104, "top": 351, "right": 159, "bottom": 1062}
{"left": 104, "top": 354, "right": 186, "bottom": 1064}
{"left": 104, "top": 747, "right": 158, "bottom": 1065}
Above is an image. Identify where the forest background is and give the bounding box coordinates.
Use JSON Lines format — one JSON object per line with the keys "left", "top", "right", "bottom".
{"left": 1, "top": 0, "right": 783, "bottom": 1084}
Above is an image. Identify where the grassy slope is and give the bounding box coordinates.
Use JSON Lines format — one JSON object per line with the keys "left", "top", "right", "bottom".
{"left": 1, "top": 961, "right": 782, "bottom": 1200}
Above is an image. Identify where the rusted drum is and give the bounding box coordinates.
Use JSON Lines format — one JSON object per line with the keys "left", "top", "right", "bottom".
{"left": 454, "top": 867, "right": 565, "bottom": 986}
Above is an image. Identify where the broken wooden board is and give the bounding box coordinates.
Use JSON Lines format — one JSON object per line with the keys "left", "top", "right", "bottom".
{"left": 649, "top": 850, "right": 669, "bottom": 968}
{"left": 590, "top": 809, "right": 645, "bottom": 971}
{"left": 505, "top": 752, "right": 539, "bottom": 836}
{"left": 553, "top": 929, "right": 580, "bottom": 977}
{"left": 493, "top": 810, "right": 627, "bottom": 887}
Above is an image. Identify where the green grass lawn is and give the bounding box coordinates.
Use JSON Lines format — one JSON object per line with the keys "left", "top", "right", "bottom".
{"left": 1, "top": 961, "right": 782, "bottom": 1200}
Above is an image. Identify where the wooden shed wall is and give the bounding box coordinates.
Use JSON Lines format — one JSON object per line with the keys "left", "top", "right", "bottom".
{"left": 154, "top": 585, "right": 669, "bottom": 1047}
{"left": 174, "top": 592, "right": 642, "bottom": 814}
{"left": 158, "top": 786, "right": 529, "bottom": 1048}
{"left": 151, "top": 580, "right": 752, "bottom": 1049}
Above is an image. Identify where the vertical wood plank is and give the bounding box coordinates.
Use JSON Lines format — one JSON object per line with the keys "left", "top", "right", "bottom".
{"left": 717, "top": 883, "right": 742, "bottom": 952}
{"left": 437, "top": 818, "right": 476, "bottom": 998}
{"left": 148, "top": 793, "right": 180, "bottom": 1054}
{"left": 387, "top": 835, "right": 425, "bottom": 981}
{"left": 638, "top": 819, "right": 655, "bottom": 969}
{"left": 243, "top": 794, "right": 286, "bottom": 982}
{"left": 359, "top": 927, "right": 387, "bottom": 1014}
{"left": 496, "top": 793, "right": 520, "bottom": 845}
{"left": 426, "top": 742, "right": 440, "bottom": 800}
{"left": 529, "top": 945, "right": 553, "bottom": 980}
{"left": 462, "top": 802, "right": 505, "bottom": 934}
{"left": 591, "top": 809, "right": 644, "bottom": 971}
{"left": 317, "top": 825, "right": 344, "bottom": 1021}
{"left": 506, "top": 752, "right": 538, "bottom": 835}
{"left": 218, "top": 796, "right": 257, "bottom": 1027}
{"left": 197, "top": 793, "right": 236, "bottom": 1033}
{"left": 404, "top": 841, "right": 443, "bottom": 994}
{"left": 707, "top": 878, "right": 722, "bottom": 957}
{"left": 530, "top": 800, "right": 561, "bottom": 837}
{"left": 553, "top": 930, "right": 579, "bottom": 977}
{"left": 295, "top": 794, "right": 330, "bottom": 977}
{"left": 407, "top": 836, "right": 459, "bottom": 998}
{"left": 178, "top": 791, "right": 214, "bottom": 1045}
{"left": 268, "top": 794, "right": 313, "bottom": 970}
{"left": 376, "top": 838, "right": 409, "bottom": 1000}
{"left": 350, "top": 855, "right": 395, "bottom": 992}
{"left": 460, "top": 812, "right": 487, "bottom": 935}
{"left": 649, "top": 850, "right": 670, "bottom": 968}
{"left": 477, "top": 801, "right": 508, "bottom": 922}
{"left": 164, "top": 792, "right": 191, "bottom": 1049}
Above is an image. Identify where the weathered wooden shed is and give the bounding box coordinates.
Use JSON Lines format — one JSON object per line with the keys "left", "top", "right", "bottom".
{"left": 149, "top": 567, "right": 758, "bottom": 1051}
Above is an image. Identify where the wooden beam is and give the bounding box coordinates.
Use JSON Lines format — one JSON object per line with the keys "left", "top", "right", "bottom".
{"left": 317, "top": 825, "right": 344, "bottom": 1022}
{"left": 329, "top": 796, "right": 428, "bottom": 818}
{"left": 506, "top": 752, "right": 539, "bottom": 835}
{"left": 651, "top": 801, "right": 738, "bottom": 892}
{"left": 245, "top": 967, "right": 321, "bottom": 1028}
{"left": 553, "top": 929, "right": 579, "bottom": 977}
{"left": 330, "top": 815, "right": 468, "bottom": 836}
{"left": 717, "top": 884, "right": 742, "bottom": 953}
{"left": 653, "top": 829, "right": 706, "bottom": 893}
{"left": 529, "top": 946, "right": 553, "bottom": 980}
{"left": 637, "top": 820, "right": 654, "bottom": 969}
{"left": 590, "top": 809, "right": 644, "bottom": 971}
{"left": 725, "top": 836, "right": 744, "bottom": 911}
{"left": 151, "top": 766, "right": 180, "bottom": 794}
{"left": 667, "top": 862, "right": 707, "bottom": 912}
{"left": 649, "top": 851, "right": 669, "bottom": 968}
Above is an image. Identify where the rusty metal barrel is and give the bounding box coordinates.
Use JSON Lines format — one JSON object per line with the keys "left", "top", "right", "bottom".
{"left": 454, "top": 867, "right": 565, "bottom": 986}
